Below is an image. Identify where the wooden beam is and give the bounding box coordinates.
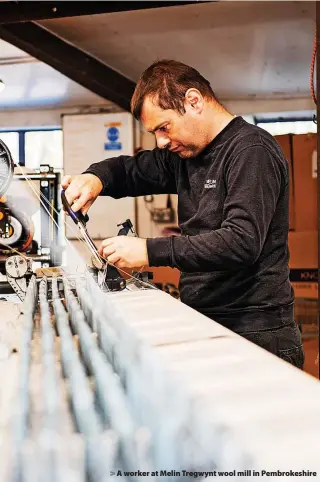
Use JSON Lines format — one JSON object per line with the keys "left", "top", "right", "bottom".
{"left": 0, "top": 1, "right": 204, "bottom": 24}
{"left": 0, "top": 21, "right": 136, "bottom": 111}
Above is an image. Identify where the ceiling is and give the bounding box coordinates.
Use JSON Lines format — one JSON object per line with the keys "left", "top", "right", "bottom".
{"left": 0, "top": 1, "right": 316, "bottom": 115}
{"left": 0, "top": 38, "right": 112, "bottom": 110}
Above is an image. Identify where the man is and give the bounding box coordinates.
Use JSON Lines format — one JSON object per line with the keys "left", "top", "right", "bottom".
{"left": 63, "top": 59, "right": 304, "bottom": 368}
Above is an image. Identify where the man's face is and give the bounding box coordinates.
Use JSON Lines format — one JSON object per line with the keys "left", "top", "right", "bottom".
{"left": 140, "top": 96, "right": 207, "bottom": 159}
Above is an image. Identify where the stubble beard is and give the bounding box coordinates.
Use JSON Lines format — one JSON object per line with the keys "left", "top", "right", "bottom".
{"left": 178, "top": 145, "right": 202, "bottom": 159}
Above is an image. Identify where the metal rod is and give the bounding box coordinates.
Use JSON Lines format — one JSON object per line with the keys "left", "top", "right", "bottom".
{"left": 51, "top": 277, "right": 115, "bottom": 481}
{"left": 51, "top": 277, "right": 102, "bottom": 437}
{"left": 39, "top": 278, "right": 60, "bottom": 431}
{"left": 63, "top": 277, "right": 154, "bottom": 476}
{"left": 12, "top": 276, "right": 37, "bottom": 482}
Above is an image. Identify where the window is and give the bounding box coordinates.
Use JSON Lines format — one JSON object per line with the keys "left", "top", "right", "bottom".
{"left": 0, "top": 128, "right": 63, "bottom": 170}
{"left": 256, "top": 120, "right": 317, "bottom": 136}
{"left": 25, "top": 130, "right": 63, "bottom": 170}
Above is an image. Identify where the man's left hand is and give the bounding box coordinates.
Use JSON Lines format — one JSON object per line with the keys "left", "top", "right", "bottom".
{"left": 98, "top": 236, "right": 149, "bottom": 268}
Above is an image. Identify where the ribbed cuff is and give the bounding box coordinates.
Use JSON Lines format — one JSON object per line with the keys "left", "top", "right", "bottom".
{"left": 146, "top": 237, "right": 172, "bottom": 267}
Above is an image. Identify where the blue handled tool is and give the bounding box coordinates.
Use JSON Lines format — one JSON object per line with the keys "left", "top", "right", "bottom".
{"left": 61, "top": 190, "right": 126, "bottom": 291}
{"left": 61, "top": 189, "right": 104, "bottom": 268}
{"left": 61, "top": 190, "right": 89, "bottom": 225}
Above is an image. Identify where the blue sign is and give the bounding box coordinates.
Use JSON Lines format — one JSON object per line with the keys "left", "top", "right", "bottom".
{"left": 104, "top": 126, "right": 122, "bottom": 150}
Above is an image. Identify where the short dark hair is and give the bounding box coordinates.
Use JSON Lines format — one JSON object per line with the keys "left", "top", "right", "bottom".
{"left": 131, "top": 59, "right": 216, "bottom": 120}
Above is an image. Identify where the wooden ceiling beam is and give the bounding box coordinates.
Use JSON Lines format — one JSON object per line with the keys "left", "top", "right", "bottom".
{"left": 0, "top": 21, "right": 136, "bottom": 110}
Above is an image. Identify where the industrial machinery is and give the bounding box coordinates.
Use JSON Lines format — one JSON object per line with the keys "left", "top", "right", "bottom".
{"left": 0, "top": 139, "right": 62, "bottom": 299}
{"left": 0, "top": 139, "right": 319, "bottom": 481}
{"left": 0, "top": 269, "right": 319, "bottom": 482}
{"left": 0, "top": 195, "right": 35, "bottom": 254}
{"left": 0, "top": 168, "right": 61, "bottom": 262}
{"left": 0, "top": 138, "right": 14, "bottom": 197}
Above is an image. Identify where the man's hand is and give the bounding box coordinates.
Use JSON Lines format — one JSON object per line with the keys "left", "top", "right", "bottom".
{"left": 98, "top": 236, "right": 149, "bottom": 269}
{"left": 61, "top": 173, "right": 103, "bottom": 215}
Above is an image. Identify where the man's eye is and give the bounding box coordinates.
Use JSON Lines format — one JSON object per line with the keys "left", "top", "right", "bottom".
{"left": 159, "top": 125, "right": 168, "bottom": 132}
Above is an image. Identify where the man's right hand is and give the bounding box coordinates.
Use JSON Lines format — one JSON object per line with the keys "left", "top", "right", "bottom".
{"left": 61, "top": 173, "right": 103, "bottom": 215}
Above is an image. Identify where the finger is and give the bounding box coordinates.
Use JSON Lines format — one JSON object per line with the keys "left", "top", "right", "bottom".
{"left": 71, "top": 192, "right": 91, "bottom": 213}
{"left": 115, "top": 259, "right": 126, "bottom": 269}
{"left": 98, "top": 239, "right": 113, "bottom": 255}
{"left": 64, "top": 186, "right": 80, "bottom": 207}
{"left": 101, "top": 246, "right": 116, "bottom": 259}
{"left": 107, "top": 253, "right": 121, "bottom": 265}
{"left": 61, "top": 175, "right": 72, "bottom": 189}
{"left": 99, "top": 238, "right": 116, "bottom": 249}
{"left": 81, "top": 199, "right": 94, "bottom": 216}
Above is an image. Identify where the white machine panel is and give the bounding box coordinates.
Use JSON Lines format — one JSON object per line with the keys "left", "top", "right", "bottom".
{"left": 87, "top": 278, "right": 320, "bottom": 476}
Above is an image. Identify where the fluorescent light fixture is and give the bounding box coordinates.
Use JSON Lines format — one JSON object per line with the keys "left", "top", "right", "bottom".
{"left": 0, "top": 80, "right": 5, "bottom": 93}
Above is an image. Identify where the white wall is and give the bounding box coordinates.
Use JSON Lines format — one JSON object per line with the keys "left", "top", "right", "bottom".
{"left": 0, "top": 104, "right": 121, "bottom": 129}
{"left": 224, "top": 97, "right": 315, "bottom": 117}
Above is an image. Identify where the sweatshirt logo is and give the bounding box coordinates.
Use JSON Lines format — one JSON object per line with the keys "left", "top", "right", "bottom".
{"left": 204, "top": 179, "right": 216, "bottom": 189}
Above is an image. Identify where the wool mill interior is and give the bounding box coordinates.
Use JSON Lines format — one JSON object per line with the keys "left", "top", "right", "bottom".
{"left": 0, "top": 2, "right": 319, "bottom": 481}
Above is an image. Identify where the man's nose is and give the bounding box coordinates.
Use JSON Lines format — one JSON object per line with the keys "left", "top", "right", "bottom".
{"left": 156, "top": 135, "right": 170, "bottom": 150}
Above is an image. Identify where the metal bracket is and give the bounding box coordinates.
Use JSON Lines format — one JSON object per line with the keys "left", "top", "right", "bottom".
{"left": 5, "top": 254, "right": 33, "bottom": 300}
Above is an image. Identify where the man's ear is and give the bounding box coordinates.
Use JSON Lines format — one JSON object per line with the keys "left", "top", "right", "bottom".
{"left": 184, "top": 88, "right": 204, "bottom": 115}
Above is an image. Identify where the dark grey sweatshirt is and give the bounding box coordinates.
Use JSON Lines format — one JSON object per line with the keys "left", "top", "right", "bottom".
{"left": 85, "top": 116, "right": 294, "bottom": 316}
